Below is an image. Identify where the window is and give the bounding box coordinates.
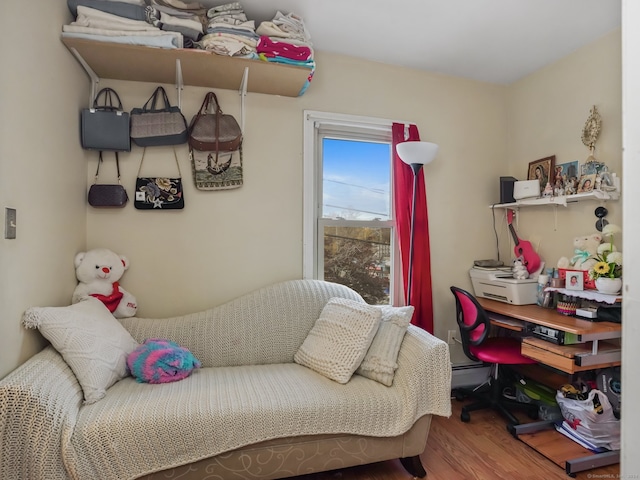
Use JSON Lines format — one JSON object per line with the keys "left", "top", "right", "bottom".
{"left": 303, "top": 111, "right": 399, "bottom": 305}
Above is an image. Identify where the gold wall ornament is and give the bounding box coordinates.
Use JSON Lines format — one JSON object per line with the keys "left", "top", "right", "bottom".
{"left": 581, "top": 105, "right": 602, "bottom": 162}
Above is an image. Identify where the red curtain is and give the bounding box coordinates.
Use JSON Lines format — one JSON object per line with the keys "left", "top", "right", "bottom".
{"left": 392, "top": 123, "right": 434, "bottom": 333}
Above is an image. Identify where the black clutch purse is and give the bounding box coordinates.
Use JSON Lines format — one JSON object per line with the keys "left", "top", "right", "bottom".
{"left": 88, "top": 152, "right": 128, "bottom": 208}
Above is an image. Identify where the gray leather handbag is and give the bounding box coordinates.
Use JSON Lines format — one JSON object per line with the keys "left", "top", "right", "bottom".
{"left": 130, "top": 86, "right": 188, "bottom": 147}
{"left": 81, "top": 88, "right": 131, "bottom": 152}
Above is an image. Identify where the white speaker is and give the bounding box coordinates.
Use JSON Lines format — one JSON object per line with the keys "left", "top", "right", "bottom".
{"left": 513, "top": 179, "right": 540, "bottom": 200}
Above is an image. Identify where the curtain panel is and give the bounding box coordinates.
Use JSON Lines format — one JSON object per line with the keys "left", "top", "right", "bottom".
{"left": 391, "top": 123, "right": 434, "bottom": 333}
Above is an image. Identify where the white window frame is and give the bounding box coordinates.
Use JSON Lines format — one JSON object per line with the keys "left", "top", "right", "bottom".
{"left": 302, "top": 110, "right": 403, "bottom": 305}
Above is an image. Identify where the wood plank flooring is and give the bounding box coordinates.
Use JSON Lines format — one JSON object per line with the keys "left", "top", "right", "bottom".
{"left": 293, "top": 398, "right": 620, "bottom": 480}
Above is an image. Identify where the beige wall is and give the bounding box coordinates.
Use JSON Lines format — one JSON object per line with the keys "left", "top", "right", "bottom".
{"left": 0, "top": 2, "right": 88, "bottom": 378}
{"left": 85, "top": 53, "right": 508, "bottom": 364}
{"left": 504, "top": 29, "right": 622, "bottom": 270}
{"left": 0, "top": 2, "right": 622, "bottom": 377}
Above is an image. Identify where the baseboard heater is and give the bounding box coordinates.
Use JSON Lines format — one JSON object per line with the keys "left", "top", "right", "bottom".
{"left": 451, "top": 363, "right": 491, "bottom": 389}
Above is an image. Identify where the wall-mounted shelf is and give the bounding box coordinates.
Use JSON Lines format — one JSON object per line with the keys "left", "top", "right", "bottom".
{"left": 491, "top": 189, "right": 620, "bottom": 209}
{"left": 61, "top": 37, "right": 311, "bottom": 98}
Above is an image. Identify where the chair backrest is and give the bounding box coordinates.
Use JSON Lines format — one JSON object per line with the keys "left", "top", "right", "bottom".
{"left": 450, "top": 286, "right": 491, "bottom": 361}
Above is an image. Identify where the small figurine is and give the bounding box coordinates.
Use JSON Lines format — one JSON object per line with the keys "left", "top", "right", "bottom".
{"left": 512, "top": 257, "right": 529, "bottom": 280}
{"left": 542, "top": 182, "right": 554, "bottom": 197}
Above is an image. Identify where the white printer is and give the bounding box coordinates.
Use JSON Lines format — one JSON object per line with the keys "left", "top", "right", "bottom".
{"left": 469, "top": 267, "right": 538, "bottom": 305}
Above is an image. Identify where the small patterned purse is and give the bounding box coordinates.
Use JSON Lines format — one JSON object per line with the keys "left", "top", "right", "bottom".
{"left": 134, "top": 148, "right": 184, "bottom": 210}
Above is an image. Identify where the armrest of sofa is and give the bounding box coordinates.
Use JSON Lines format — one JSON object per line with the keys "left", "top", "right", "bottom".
{"left": 0, "top": 346, "right": 83, "bottom": 480}
{"left": 392, "top": 325, "right": 452, "bottom": 419}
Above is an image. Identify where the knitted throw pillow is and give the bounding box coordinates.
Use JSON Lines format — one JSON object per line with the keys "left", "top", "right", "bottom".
{"left": 294, "top": 297, "right": 381, "bottom": 384}
{"left": 356, "top": 305, "right": 414, "bottom": 386}
{"left": 22, "top": 297, "right": 139, "bottom": 404}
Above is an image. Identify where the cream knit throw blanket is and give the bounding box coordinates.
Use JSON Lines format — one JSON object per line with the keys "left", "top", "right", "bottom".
{"left": 0, "top": 280, "right": 452, "bottom": 480}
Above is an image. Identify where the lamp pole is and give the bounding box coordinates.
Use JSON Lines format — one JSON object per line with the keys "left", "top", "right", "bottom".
{"left": 395, "top": 140, "right": 439, "bottom": 307}
{"left": 406, "top": 162, "right": 423, "bottom": 306}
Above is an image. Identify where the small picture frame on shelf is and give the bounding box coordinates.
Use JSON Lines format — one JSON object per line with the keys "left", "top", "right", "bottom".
{"left": 581, "top": 160, "right": 606, "bottom": 176}
{"left": 527, "top": 155, "right": 555, "bottom": 195}
{"left": 565, "top": 272, "right": 584, "bottom": 291}
{"left": 556, "top": 161, "right": 579, "bottom": 189}
{"left": 577, "top": 173, "right": 596, "bottom": 193}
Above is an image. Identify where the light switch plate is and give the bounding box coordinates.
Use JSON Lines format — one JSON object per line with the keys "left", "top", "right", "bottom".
{"left": 5, "top": 207, "right": 16, "bottom": 239}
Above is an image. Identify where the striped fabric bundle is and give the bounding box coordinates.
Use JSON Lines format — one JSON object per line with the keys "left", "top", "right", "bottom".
{"left": 127, "top": 338, "right": 201, "bottom": 384}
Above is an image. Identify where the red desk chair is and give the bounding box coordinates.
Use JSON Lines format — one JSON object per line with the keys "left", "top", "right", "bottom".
{"left": 450, "top": 286, "right": 538, "bottom": 426}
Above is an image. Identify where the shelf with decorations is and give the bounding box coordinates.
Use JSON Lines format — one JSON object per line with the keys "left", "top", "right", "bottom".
{"left": 491, "top": 186, "right": 620, "bottom": 209}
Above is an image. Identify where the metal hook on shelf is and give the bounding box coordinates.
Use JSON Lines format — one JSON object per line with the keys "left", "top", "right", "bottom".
{"left": 70, "top": 47, "right": 99, "bottom": 104}
{"left": 238, "top": 67, "right": 248, "bottom": 133}
{"left": 175, "top": 59, "right": 183, "bottom": 109}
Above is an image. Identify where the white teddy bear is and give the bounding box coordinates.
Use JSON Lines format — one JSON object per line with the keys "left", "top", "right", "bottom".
{"left": 72, "top": 248, "right": 138, "bottom": 318}
{"left": 557, "top": 233, "right": 603, "bottom": 272}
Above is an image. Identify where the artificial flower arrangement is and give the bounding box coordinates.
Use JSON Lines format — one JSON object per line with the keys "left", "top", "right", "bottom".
{"left": 589, "top": 224, "right": 622, "bottom": 280}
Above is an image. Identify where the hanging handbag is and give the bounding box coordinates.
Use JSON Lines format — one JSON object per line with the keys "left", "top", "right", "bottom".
{"left": 130, "top": 86, "right": 188, "bottom": 147}
{"left": 81, "top": 88, "right": 131, "bottom": 152}
{"left": 189, "top": 143, "right": 243, "bottom": 191}
{"left": 87, "top": 152, "right": 129, "bottom": 208}
{"left": 134, "top": 148, "right": 185, "bottom": 210}
{"left": 188, "top": 91, "right": 242, "bottom": 152}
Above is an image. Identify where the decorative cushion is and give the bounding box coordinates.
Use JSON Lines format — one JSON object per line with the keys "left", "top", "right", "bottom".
{"left": 294, "top": 297, "right": 381, "bottom": 384}
{"left": 22, "top": 297, "right": 139, "bottom": 404}
{"left": 356, "top": 305, "right": 414, "bottom": 386}
{"left": 127, "top": 338, "right": 201, "bottom": 384}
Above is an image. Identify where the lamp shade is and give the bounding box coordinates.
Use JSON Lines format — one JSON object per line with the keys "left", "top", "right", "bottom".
{"left": 396, "top": 141, "right": 439, "bottom": 166}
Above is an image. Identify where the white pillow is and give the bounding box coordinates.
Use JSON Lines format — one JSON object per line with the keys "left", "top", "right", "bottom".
{"left": 23, "top": 297, "right": 139, "bottom": 404}
{"left": 356, "top": 305, "right": 414, "bottom": 386}
{"left": 294, "top": 297, "right": 381, "bottom": 384}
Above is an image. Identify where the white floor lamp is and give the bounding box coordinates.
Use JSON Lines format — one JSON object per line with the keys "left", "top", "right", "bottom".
{"left": 395, "top": 141, "right": 439, "bottom": 305}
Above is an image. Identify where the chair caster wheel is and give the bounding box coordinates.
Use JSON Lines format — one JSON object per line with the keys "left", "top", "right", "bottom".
{"left": 460, "top": 411, "right": 470, "bottom": 423}
{"left": 453, "top": 390, "right": 467, "bottom": 402}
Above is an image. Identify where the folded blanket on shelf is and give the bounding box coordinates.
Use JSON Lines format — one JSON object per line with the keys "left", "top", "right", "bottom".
{"left": 68, "top": 0, "right": 148, "bottom": 21}
{"left": 62, "top": 31, "right": 182, "bottom": 48}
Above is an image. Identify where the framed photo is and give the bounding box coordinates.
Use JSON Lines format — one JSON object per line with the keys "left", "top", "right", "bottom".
{"left": 527, "top": 155, "right": 555, "bottom": 194}
{"left": 555, "top": 160, "right": 579, "bottom": 186}
{"left": 578, "top": 173, "right": 596, "bottom": 193}
{"left": 581, "top": 160, "right": 606, "bottom": 176}
{"left": 565, "top": 272, "right": 584, "bottom": 291}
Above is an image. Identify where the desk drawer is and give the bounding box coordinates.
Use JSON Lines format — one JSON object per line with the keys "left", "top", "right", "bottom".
{"left": 521, "top": 337, "right": 621, "bottom": 374}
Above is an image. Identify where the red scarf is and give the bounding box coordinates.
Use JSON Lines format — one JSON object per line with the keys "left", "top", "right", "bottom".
{"left": 90, "top": 282, "right": 123, "bottom": 313}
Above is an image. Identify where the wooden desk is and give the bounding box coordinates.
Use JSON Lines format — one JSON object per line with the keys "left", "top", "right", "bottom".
{"left": 478, "top": 298, "right": 621, "bottom": 374}
{"left": 477, "top": 298, "right": 621, "bottom": 476}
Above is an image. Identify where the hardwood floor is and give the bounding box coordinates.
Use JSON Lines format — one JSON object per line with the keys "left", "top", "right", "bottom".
{"left": 293, "top": 398, "right": 620, "bottom": 480}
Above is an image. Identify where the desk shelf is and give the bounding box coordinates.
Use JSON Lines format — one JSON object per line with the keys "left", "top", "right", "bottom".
{"left": 513, "top": 421, "right": 620, "bottom": 476}
{"left": 521, "top": 337, "right": 620, "bottom": 374}
{"left": 546, "top": 287, "right": 622, "bottom": 304}
{"left": 480, "top": 298, "right": 621, "bottom": 475}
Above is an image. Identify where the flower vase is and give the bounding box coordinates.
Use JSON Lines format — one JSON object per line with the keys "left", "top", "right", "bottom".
{"left": 595, "top": 277, "right": 622, "bottom": 295}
